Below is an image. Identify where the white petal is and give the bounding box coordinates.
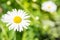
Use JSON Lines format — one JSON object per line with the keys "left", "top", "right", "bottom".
{"left": 18, "top": 25, "right": 23, "bottom": 32}
{"left": 9, "top": 24, "right": 15, "bottom": 30}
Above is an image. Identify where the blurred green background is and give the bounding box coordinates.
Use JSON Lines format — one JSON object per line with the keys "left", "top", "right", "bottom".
{"left": 0, "top": 0, "right": 60, "bottom": 40}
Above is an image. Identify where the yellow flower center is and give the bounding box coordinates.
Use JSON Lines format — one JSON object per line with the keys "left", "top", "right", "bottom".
{"left": 48, "top": 5, "right": 51, "bottom": 9}
{"left": 13, "top": 16, "right": 22, "bottom": 24}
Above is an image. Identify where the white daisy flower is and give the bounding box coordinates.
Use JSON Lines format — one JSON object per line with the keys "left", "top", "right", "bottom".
{"left": 41, "top": 1, "right": 57, "bottom": 13}
{"left": 1, "top": 9, "right": 30, "bottom": 32}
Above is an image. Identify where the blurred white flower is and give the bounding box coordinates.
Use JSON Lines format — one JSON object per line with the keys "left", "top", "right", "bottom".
{"left": 1, "top": 9, "right": 30, "bottom": 32}
{"left": 42, "top": 20, "right": 55, "bottom": 27}
{"left": 42, "top": 20, "right": 55, "bottom": 30}
{"left": 41, "top": 1, "right": 57, "bottom": 13}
